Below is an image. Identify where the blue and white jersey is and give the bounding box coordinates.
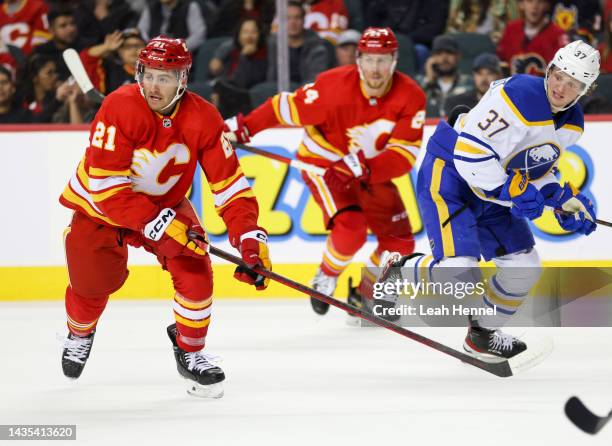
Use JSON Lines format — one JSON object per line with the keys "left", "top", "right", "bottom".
{"left": 452, "top": 74, "right": 584, "bottom": 205}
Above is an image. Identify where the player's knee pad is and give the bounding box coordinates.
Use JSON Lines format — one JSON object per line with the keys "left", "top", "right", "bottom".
{"left": 376, "top": 234, "right": 415, "bottom": 257}
{"left": 330, "top": 209, "right": 368, "bottom": 246}
{"left": 492, "top": 248, "right": 542, "bottom": 297}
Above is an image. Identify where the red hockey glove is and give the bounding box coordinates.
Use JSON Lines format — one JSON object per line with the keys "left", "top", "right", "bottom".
{"left": 323, "top": 152, "right": 370, "bottom": 192}
{"left": 223, "top": 113, "right": 251, "bottom": 144}
{"left": 233, "top": 228, "right": 271, "bottom": 290}
{"left": 143, "top": 208, "right": 208, "bottom": 259}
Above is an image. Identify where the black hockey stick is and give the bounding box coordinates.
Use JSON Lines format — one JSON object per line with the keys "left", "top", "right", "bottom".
{"left": 188, "top": 233, "right": 548, "bottom": 378}
{"left": 565, "top": 396, "right": 612, "bottom": 434}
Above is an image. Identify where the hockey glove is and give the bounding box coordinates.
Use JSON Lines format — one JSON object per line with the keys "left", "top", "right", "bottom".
{"left": 542, "top": 182, "right": 597, "bottom": 235}
{"left": 324, "top": 151, "right": 370, "bottom": 192}
{"left": 234, "top": 228, "right": 271, "bottom": 290}
{"left": 223, "top": 113, "right": 250, "bottom": 144}
{"left": 143, "top": 208, "right": 208, "bottom": 259}
{"left": 498, "top": 170, "right": 545, "bottom": 220}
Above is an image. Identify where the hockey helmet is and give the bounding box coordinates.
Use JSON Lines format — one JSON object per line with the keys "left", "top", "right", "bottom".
{"left": 136, "top": 36, "right": 192, "bottom": 111}
{"left": 545, "top": 40, "right": 600, "bottom": 110}
{"left": 357, "top": 28, "right": 398, "bottom": 55}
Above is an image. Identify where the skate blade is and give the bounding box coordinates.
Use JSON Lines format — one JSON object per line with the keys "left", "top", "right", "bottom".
{"left": 185, "top": 381, "right": 224, "bottom": 399}
{"left": 508, "top": 335, "right": 554, "bottom": 375}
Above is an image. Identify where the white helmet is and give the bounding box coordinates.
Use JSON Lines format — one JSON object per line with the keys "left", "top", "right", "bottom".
{"left": 545, "top": 40, "right": 600, "bottom": 110}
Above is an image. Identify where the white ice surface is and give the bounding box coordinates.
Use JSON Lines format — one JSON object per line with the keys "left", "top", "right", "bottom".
{"left": 0, "top": 299, "right": 611, "bottom": 445}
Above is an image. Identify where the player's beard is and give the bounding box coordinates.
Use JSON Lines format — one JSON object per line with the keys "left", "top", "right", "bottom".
{"left": 364, "top": 72, "right": 389, "bottom": 90}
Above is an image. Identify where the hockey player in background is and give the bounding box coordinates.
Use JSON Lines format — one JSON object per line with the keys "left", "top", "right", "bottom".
{"left": 225, "top": 27, "right": 426, "bottom": 317}
{"left": 59, "top": 36, "right": 271, "bottom": 398}
{"left": 378, "top": 40, "right": 600, "bottom": 362}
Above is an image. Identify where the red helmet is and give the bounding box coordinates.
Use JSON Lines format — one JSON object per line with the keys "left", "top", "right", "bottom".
{"left": 138, "top": 36, "right": 192, "bottom": 71}
{"left": 357, "top": 27, "right": 398, "bottom": 54}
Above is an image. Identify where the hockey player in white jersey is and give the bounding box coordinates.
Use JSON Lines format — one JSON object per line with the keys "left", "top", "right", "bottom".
{"left": 377, "top": 40, "right": 600, "bottom": 362}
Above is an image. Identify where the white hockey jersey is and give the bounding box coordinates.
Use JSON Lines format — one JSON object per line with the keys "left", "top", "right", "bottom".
{"left": 452, "top": 74, "right": 584, "bottom": 205}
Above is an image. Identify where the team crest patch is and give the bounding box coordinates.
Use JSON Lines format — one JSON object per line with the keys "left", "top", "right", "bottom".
{"left": 162, "top": 118, "right": 172, "bottom": 128}
{"left": 505, "top": 143, "right": 561, "bottom": 179}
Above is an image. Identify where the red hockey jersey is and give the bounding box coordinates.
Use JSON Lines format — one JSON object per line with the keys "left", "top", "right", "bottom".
{"left": 60, "top": 84, "right": 259, "bottom": 244}
{"left": 0, "top": 0, "right": 50, "bottom": 55}
{"left": 497, "top": 20, "right": 568, "bottom": 75}
{"left": 244, "top": 65, "right": 426, "bottom": 183}
{"left": 305, "top": 0, "right": 349, "bottom": 43}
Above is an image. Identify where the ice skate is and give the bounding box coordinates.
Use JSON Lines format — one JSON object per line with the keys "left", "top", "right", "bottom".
{"left": 345, "top": 276, "right": 363, "bottom": 326}
{"left": 463, "top": 323, "right": 527, "bottom": 363}
{"left": 62, "top": 330, "right": 95, "bottom": 379}
{"left": 309, "top": 268, "right": 338, "bottom": 315}
{"left": 167, "top": 324, "right": 225, "bottom": 398}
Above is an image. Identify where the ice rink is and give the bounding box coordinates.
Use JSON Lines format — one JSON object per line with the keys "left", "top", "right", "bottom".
{"left": 1, "top": 299, "right": 610, "bottom": 445}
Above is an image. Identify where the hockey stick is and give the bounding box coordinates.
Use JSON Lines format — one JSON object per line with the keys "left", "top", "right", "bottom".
{"left": 189, "top": 233, "right": 555, "bottom": 378}
{"left": 565, "top": 396, "right": 612, "bottom": 434}
{"left": 62, "top": 48, "right": 105, "bottom": 104}
{"left": 233, "top": 142, "right": 326, "bottom": 176}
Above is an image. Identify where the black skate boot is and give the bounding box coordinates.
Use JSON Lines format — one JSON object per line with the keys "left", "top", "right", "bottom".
{"left": 463, "top": 320, "right": 527, "bottom": 363}
{"left": 309, "top": 268, "right": 338, "bottom": 315}
{"left": 345, "top": 276, "right": 363, "bottom": 326}
{"left": 62, "top": 330, "right": 95, "bottom": 379}
{"left": 167, "top": 324, "right": 225, "bottom": 398}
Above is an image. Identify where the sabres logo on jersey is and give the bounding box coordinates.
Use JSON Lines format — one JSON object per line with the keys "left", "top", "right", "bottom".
{"left": 505, "top": 142, "right": 561, "bottom": 179}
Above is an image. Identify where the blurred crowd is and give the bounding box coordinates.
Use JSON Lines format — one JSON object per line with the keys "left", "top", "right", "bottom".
{"left": 0, "top": 0, "right": 611, "bottom": 124}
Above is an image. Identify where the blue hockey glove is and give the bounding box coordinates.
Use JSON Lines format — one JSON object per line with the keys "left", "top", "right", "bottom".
{"left": 498, "top": 170, "right": 545, "bottom": 220}
{"left": 543, "top": 182, "right": 596, "bottom": 235}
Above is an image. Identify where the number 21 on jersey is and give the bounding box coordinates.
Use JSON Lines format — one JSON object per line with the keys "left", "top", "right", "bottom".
{"left": 91, "top": 121, "right": 117, "bottom": 151}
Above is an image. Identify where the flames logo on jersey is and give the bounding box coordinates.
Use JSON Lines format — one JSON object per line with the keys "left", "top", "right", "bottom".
{"left": 505, "top": 142, "right": 561, "bottom": 179}
{"left": 131, "top": 143, "right": 190, "bottom": 196}
{"left": 346, "top": 119, "right": 395, "bottom": 158}
{"left": 511, "top": 53, "right": 547, "bottom": 76}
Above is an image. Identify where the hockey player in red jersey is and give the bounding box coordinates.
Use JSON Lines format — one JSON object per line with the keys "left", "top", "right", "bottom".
{"left": 59, "top": 36, "right": 271, "bottom": 398}
{"left": 226, "top": 27, "right": 426, "bottom": 317}
{"left": 0, "top": 0, "right": 50, "bottom": 55}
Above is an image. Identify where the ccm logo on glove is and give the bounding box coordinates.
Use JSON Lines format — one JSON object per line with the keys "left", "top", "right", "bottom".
{"left": 144, "top": 208, "right": 177, "bottom": 241}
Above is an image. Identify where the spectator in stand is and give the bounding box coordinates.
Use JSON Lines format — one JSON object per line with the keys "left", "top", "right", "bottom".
{"left": 209, "top": 18, "right": 267, "bottom": 86}
{"left": 32, "top": 7, "right": 85, "bottom": 80}
{"left": 0, "top": 65, "right": 32, "bottom": 123}
{"left": 600, "top": 12, "right": 612, "bottom": 73}
{"left": 0, "top": 0, "right": 50, "bottom": 56}
{"left": 267, "top": 1, "right": 331, "bottom": 84}
{"left": 446, "top": 0, "right": 519, "bottom": 43}
{"left": 21, "top": 54, "right": 69, "bottom": 122}
{"left": 0, "top": 37, "right": 26, "bottom": 80}
{"left": 79, "top": 28, "right": 145, "bottom": 95}
{"left": 418, "top": 34, "right": 472, "bottom": 117}
{"left": 209, "top": 0, "right": 275, "bottom": 38}
{"left": 51, "top": 81, "right": 91, "bottom": 124}
{"left": 137, "top": 0, "right": 207, "bottom": 52}
{"left": 444, "top": 52, "right": 503, "bottom": 114}
{"left": 497, "top": 0, "right": 568, "bottom": 75}
{"left": 74, "top": 0, "right": 138, "bottom": 48}
{"left": 363, "top": 0, "right": 450, "bottom": 72}
{"left": 304, "top": 0, "right": 349, "bottom": 44}
{"left": 210, "top": 18, "right": 268, "bottom": 118}
{"left": 550, "top": 1, "right": 602, "bottom": 45}
{"left": 334, "top": 29, "right": 359, "bottom": 66}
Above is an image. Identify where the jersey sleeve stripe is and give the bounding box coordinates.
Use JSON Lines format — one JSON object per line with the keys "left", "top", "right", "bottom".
{"left": 388, "top": 137, "right": 422, "bottom": 148}
{"left": 216, "top": 189, "right": 255, "bottom": 212}
{"left": 271, "top": 95, "right": 285, "bottom": 125}
{"left": 561, "top": 123, "right": 583, "bottom": 133}
{"left": 91, "top": 185, "right": 131, "bottom": 202}
{"left": 61, "top": 184, "right": 119, "bottom": 226}
{"left": 88, "top": 176, "right": 131, "bottom": 193}
{"left": 213, "top": 176, "right": 251, "bottom": 207}
{"left": 387, "top": 146, "right": 416, "bottom": 165}
{"left": 287, "top": 93, "right": 302, "bottom": 126}
{"left": 210, "top": 169, "right": 244, "bottom": 193}
{"left": 501, "top": 87, "right": 553, "bottom": 127}
{"left": 453, "top": 154, "right": 498, "bottom": 163}
{"left": 302, "top": 126, "right": 344, "bottom": 159}
{"left": 89, "top": 167, "right": 132, "bottom": 177}
{"left": 458, "top": 131, "right": 493, "bottom": 151}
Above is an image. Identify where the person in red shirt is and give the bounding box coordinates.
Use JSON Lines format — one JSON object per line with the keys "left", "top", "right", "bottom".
{"left": 59, "top": 36, "right": 271, "bottom": 399}
{"left": 599, "top": 12, "right": 612, "bottom": 73}
{"left": 0, "top": 0, "right": 50, "bottom": 55}
{"left": 497, "top": 0, "right": 568, "bottom": 75}
{"left": 304, "top": 0, "right": 349, "bottom": 44}
{"left": 226, "top": 27, "right": 426, "bottom": 319}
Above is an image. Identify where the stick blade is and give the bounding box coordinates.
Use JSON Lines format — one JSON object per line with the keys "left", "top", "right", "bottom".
{"left": 62, "top": 48, "right": 94, "bottom": 94}
{"left": 565, "top": 396, "right": 610, "bottom": 434}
